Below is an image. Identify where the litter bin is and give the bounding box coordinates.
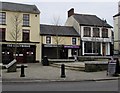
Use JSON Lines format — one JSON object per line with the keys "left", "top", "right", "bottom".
{"left": 42, "top": 56, "right": 49, "bottom": 66}
{"left": 114, "top": 58, "right": 120, "bottom": 75}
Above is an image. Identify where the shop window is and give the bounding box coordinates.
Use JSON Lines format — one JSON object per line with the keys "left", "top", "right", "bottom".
{"left": 0, "top": 28, "right": 5, "bottom": 41}
{"left": 93, "top": 28, "right": 100, "bottom": 37}
{"left": 0, "top": 12, "right": 6, "bottom": 25}
{"left": 102, "top": 28, "right": 108, "bottom": 38}
{"left": 23, "top": 14, "right": 30, "bottom": 27}
{"left": 46, "top": 36, "right": 51, "bottom": 44}
{"left": 84, "top": 41, "right": 100, "bottom": 54}
{"left": 22, "top": 29, "right": 30, "bottom": 42}
{"left": 72, "top": 37, "right": 76, "bottom": 45}
{"left": 84, "top": 42, "right": 92, "bottom": 53}
{"left": 83, "top": 27, "right": 91, "bottom": 37}
{"left": 93, "top": 42, "right": 100, "bottom": 53}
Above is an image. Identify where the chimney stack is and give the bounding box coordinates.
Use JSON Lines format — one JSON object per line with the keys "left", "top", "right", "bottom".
{"left": 68, "top": 8, "right": 74, "bottom": 17}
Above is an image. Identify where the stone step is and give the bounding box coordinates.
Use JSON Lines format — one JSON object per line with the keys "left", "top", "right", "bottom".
{"left": 50, "top": 64, "right": 85, "bottom": 71}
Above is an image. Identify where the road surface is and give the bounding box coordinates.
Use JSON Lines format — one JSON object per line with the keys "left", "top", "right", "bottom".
{"left": 2, "top": 80, "right": 119, "bottom": 91}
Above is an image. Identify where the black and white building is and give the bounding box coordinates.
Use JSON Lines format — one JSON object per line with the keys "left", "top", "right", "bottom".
{"left": 65, "top": 8, "right": 113, "bottom": 56}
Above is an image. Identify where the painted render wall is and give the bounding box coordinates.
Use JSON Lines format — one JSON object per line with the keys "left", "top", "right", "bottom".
{"left": 114, "top": 16, "right": 119, "bottom": 51}
{"left": 0, "top": 11, "right": 40, "bottom": 42}
{"left": 0, "top": 10, "right": 41, "bottom": 62}
{"left": 41, "top": 35, "right": 80, "bottom": 46}
{"left": 65, "top": 16, "right": 80, "bottom": 34}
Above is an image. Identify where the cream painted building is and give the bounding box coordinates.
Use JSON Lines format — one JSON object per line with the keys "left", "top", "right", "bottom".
{"left": 65, "top": 8, "right": 113, "bottom": 56}
{"left": 0, "top": 2, "right": 41, "bottom": 64}
{"left": 40, "top": 24, "right": 80, "bottom": 59}
{"left": 113, "top": 1, "right": 120, "bottom": 55}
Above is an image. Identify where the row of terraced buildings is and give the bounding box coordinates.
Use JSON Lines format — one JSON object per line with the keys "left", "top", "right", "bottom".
{"left": 0, "top": 2, "right": 117, "bottom": 64}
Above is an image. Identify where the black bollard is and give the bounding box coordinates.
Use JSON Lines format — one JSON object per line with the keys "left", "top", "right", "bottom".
{"left": 20, "top": 65, "right": 25, "bottom": 77}
{"left": 61, "top": 64, "right": 66, "bottom": 78}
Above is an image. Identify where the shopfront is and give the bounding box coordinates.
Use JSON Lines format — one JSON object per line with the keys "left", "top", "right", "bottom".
{"left": 42, "top": 44, "right": 80, "bottom": 59}
{"left": 2, "top": 44, "right": 36, "bottom": 64}
{"left": 63, "top": 45, "right": 80, "bottom": 59}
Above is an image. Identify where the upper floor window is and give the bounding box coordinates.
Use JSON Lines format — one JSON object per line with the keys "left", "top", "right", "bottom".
{"left": 93, "top": 28, "right": 100, "bottom": 37}
{"left": 46, "top": 36, "right": 51, "bottom": 44}
{"left": 72, "top": 37, "right": 76, "bottom": 45}
{"left": 0, "top": 28, "right": 6, "bottom": 41}
{"left": 22, "top": 29, "right": 30, "bottom": 42}
{"left": 23, "top": 14, "right": 30, "bottom": 26}
{"left": 102, "top": 28, "right": 108, "bottom": 38}
{"left": 0, "top": 12, "right": 6, "bottom": 25}
{"left": 83, "top": 27, "right": 91, "bottom": 37}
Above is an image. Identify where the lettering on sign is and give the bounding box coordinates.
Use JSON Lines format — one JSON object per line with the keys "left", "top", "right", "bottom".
{"left": 7, "top": 44, "right": 30, "bottom": 47}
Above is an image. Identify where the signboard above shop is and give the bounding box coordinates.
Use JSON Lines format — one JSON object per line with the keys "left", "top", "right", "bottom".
{"left": 7, "top": 44, "right": 30, "bottom": 48}
{"left": 82, "top": 37, "right": 111, "bottom": 42}
{"left": 64, "top": 45, "right": 80, "bottom": 49}
{"left": 44, "top": 44, "right": 62, "bottom": 48}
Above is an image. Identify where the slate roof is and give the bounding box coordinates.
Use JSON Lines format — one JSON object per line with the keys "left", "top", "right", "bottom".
{"left": 0, "top": 2, "right": 40, "bottom": 14}
{"left": 73, "top": 14, "right": 112, "bottom": 28}
{"left": 113, "top": 12, "right": 120, "bottom": 17}
{"left": 40, "top": 24, "right": 80, "bottom": 37}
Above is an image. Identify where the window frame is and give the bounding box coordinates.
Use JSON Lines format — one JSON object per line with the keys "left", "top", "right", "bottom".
{"left": 22, "top": 29, "right": 30, "bottom": 42}
{"left": 102, "top": 28, "right": 108, "bottom": 38}
{"left": 93, "top": 27, "right": 100, "bottom": 37}
{"left": 83, "top": 27, "right": 91, "bottom": 37}
{"left": 84, "top": 41, "right": 100, "bottom": 54}
{"left": 72, "top": 37, "right": 76, "bottom": 45}
{"left": 46, "top": 36, "right": 51, "bottom": 44}
{"left": 0, "top": 12, "right": 6, "bottom": 25}
{"left": 0, "top": 28, "right": 6, "bottom": 41}
{"left": 23, "top": 14, "right": 30, "bottom": 27}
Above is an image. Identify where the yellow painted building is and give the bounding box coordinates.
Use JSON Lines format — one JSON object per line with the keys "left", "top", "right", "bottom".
{"left": 40, "top": 24, "right": 80, "bottom": 59}
{"left": 0, "top": 2, "right": 41, "bottom": 64}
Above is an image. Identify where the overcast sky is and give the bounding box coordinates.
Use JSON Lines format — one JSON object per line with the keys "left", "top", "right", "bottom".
{"left": 1, "top": 0, "right": 119, "bottom": 26}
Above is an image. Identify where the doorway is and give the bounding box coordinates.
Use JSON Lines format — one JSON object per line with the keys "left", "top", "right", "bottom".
{"left": 102, "top": 43, "right": 106, "bottom": 56}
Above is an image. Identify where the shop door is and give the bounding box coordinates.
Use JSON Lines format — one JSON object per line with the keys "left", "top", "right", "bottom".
{"left": 63, "top": 49, "right": 68, "bottom": 59}
{"left": 102, "top": 43, "right": 106, "bottom": 56}
{"left": 2, "top": 50, "right": 11, "bottom": 64}
{"left": 26, "top": 49, "right": 34, "bottom": 63}
{"left": 16, "top": 51, "right": 24, "bottom": 63}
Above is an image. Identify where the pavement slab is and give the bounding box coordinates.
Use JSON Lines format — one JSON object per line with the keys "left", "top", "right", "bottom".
{"left": 1, "top": 63, "right": 120, "bottom": 82}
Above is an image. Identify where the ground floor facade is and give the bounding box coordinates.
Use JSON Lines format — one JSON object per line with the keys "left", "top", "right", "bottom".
{"left": 82, "top": 41, "right": 112, "bottom": 56}
{"left": 42, "top": 44, "right": 80, "bottom": 59}
{"left": 1, "top": 42, "right": 41, "bottom": 64}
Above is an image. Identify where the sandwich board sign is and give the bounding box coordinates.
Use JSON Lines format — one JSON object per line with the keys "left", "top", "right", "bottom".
{"left": 107, "top": 59, "right": 116, "bottom": 76}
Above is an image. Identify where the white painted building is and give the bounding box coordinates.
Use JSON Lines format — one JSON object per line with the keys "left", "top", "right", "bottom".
{"left": 113, "top": 1, "right": 120, "bottom": 55}
{"left": 65, "top": 8, "right": 113, "bottom": 56}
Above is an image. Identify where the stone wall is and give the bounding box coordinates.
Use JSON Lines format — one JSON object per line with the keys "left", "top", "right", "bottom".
{"left": 85, "top": 61, "right": 108, "bottom": 72}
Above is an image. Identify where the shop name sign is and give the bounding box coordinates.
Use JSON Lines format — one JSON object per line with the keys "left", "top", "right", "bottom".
{"left": 82, "top": 37, "right": 111, "bottom": 42}
{"left": 64, "top": 45, "right": 79, "bottom": 49}
{"left": 44, "top": 44, "right": 61, "bottom": 47}
{"left": 7, "top": 44, "right": 30, "bottom": 47}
